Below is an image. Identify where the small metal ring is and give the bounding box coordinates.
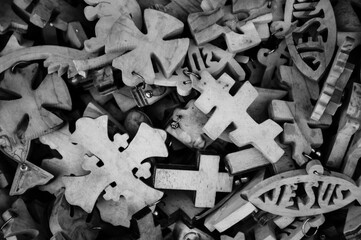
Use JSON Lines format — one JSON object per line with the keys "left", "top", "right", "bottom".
{"left": 302, "top": 153, "right": 313, "bottom": 161}
{"left": 313, "top": 170, "right": 321, "bottom": 176}
{"left": 20, "top": 163, "right": 28, "bottom": 172}
{"left": 267, "top": 0, "right": 272, "bottom": 8}
{"left": 1, "top": 216, "right": 14, "bottom": 230}
{"left": 91, "top": 226, "right": 102, "bottom": 230}
{"left": 183, "top": 80, "right": 192, "bottom": 85}
{"left": 302, "top": 218, "right": 319, "bottom": 237}
{"left": 170, "top": 120, "right": 180, "bottom": 129}
{"left": 132, "top": 71, "right": 146, "bottom": 89}
{"left": 183, "top": 70, "right": 200, "bottom": 80}
{"left": 11, "top": 61, "right": 29, "bottom": 72}
{"left": 265, "top": 48, "right": 276, "bottom": 56}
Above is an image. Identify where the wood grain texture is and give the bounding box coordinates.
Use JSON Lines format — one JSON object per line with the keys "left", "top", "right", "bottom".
{"left": 225, "top": 149, "right": 269, "bottom": 175}
{"left": 132, "top": 207, "right": 162, "bottom": 240}
{"left": 193, "top": 71, "right": 283, "bottom": 163}
{"left": 0, "top": 33, "right": 33, "bottom": 56}
{"left": 277, "top": 215, "right": 325, "bottom": 240}
{"left": 246, "top": 161, "right": 361, "bottom": 217}
{"left": 83, "top": 0, "right": 142, "bottom": 53}
{"left": 326, "top": 83, "right": 361, "bottom": 170}
{"left": 285, "top": 0, "right": 337, "bottom": 82}
{"left": 154, "top": 155, "right": 233, "bottom": 208}
{"left": 311, "top": 37, "right": 355, "bottom": 121}
{"left": 107, "top": 9, "right": 189, "bottom": 86}
{"left": 63, "top": 116, "right": 167, "bottom": 213}
{"left": 344, "top": 205, "right": 361, "bottom": 240}
{"left": 188, "top": 6, "right": 261, "bottom": 53}
{"left": 269, "top": 65, "right": 331, "bottom": 166}
{"left": 187, "top": 41, "right": 246, "bottom": 81}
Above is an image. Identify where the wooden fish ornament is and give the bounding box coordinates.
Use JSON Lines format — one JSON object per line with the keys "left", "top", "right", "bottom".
{"left": 245, "top": 160, "right": 361, "bottom": 217}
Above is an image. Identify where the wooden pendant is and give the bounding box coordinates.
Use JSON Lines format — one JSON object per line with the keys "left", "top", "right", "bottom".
{"left": 225, "top": 149, "right": 269, "bottom": 175}
{"left": 232, "top": 0, "right": 271, "bottom": 20}
{"left": 269, "top": 65, "right": 331, "bottom": 166}
{"left": 150, "top": 0, "right": 202, "bottom": 23}
{"left": 0, "top": 0, "right": 28, "bottom": 34}
{"left": 245, "top": 160, "right": 361, "bottom": 217}
{"left": 221, "top": 232, "right": 245, "bottom": 240}
{"left": 83, "top": 0, "right": 142, "bottom": 53}
{"left": 63, "top": 116, "right": 167, "bottom": 213}
{"left": 0, "top": 33, "right": 33, "bottom": 56}
{"left": 154, "top": 155, "right": 233, "bottom": 208}
{"left": 258, "top": 40, "right": 290, "bottom": 88}
{"left": 65, "top": 22, "right": 88, "bottom": 49}
{"left": 311, "top": 37, "right": 356, "bottom": 121}
{"left": 153, "top": 68, "right": 193, "bottom": 97}
{"left": 1, "top": 198, "right": 47, "bottom": 240}
{"left": 193, "top": 71, "right": 283, "bottom": 163}
{"left": 50, "top": 190, "right": 100, "bottom": 240}
{"left": 132, "top": 207, "right": 162, "bottom": 240}
{"left": 285, "top": 0, "right": 337, "bottom": 82}
{"left": 204, "top": 170, "right": 264, "bottom": 232}
{"left": 39, "top": 124, "right": 89, "bottom": 194}
{"left": 0, "top": 63, "right": 71, "bottom": 160}
{"left": 0, "top": 46, "right": 93, "bottom": 78}
{"left": 188, "top": 6, "right": 261, "bottom": 53}
{"left": 166, "top": 100, "right": 213, "bottom": 149}
{"left": 254, "top": 223, "right": 276, "bottom": 240}
{"left": 326, "top": 83, "right": 361, "bottom": 170}
{"left": 201, "top": 0, "right": 226, "bottom": 11}
{"left": 187, "top": 41, "right": 246, "bottom": 81}
{"left": 13, "top": 0, "right": 85, "bottom": 31}
{"left": 107, "top": 9, "right": 189, "bottom": 87}
{"left": 277, "top": 215, "right": 325, "bottom": 240}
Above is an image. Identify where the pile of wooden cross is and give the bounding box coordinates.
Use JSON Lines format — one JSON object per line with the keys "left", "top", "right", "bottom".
{"left": 0, "top": 0, "right": 361, "bottom": 239}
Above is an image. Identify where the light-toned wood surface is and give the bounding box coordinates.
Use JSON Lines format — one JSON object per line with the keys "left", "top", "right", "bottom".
{"left": 278, "top": 215, "right": 325, "bottom": 240}
{"left": 0, "top": 46, "right": 93, "bottom": 78}
{"left": 343, "top": 129, "right": 361, "bottom": 178}
{"left": 225, "top": 149, "right": 269, "bottom": 175}
{"left": 83, "top": 0, "right": 142, "bottom": 53}
{"left": 187, "top": 41, "right": 246, "bottom": 81}
{"left": 311, "top": 37, "right": 355, "bottom": 121}
{"left": 193, "top": 71, "right": 283, "bottom": 163}
{"left": 152, "top": 68, "right": 193, "bottom": 97}
{"left": 270, "top": 0, "right": 295, "bottom": 37}
{"left": 107, "top": 9, "right": 189, "bottom": 87}
{"left": 0, "top": 33, "right": 33, "bottom": 56}
{"left": 201, "top": 0, "right": 226, "bottom": 11}
{"left": 188, "top": 7, "right": 261, "bottom": 53}
{"left": 273, "top": 216, "right": 296, "bottom": 229}
{"left": 65, "top": 22, "right": 88, "bottom": 49}
{"left": 154, "top": 155, "right": 233, "bottom": 208}
{"left": 285, "top": 0, "right": 337, "bottom": 82}
{"left": 0, "top": 0, "right": 28, "bottom": 34}
{"left": 254, "top": 223, "right": 276, "bottom": 240}
{"left": 39, "top": 124, "right": 89, "bottom": 194}
{"left": 326, "top": 83, "right": 361, "bottom": 170}
{"left": 204, "top": 170, "right": 264, "bottom": 232}
{"left": 63, "top": 116, "right": 167, "bottom": 213}
{"left": 50, "top": 190, "right": 100, "bottom": 240}
{"left": 151, "top": 0, "right": 202, "bottom": 23}
{"left": 246, "top": 160, "right": 361, "bottom": 217}
{"left": 269, "top": 65, "right": 331, "bottom": 166}
{"left": 221, "top": 232, "right": 245, "bottom": 240}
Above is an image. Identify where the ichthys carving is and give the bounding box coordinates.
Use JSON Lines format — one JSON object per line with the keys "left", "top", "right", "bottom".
{"left": 245, "top": 160, "right": 361, "bottom": 217}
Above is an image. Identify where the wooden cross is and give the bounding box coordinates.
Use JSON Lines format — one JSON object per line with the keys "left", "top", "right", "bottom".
{"left": 188, "top": 6, "right": 261, "bottom": 53}
{"left": 83, "top": 0, "right": 142, "bottom": 53}
{"left": 269, "top": 65, "right": 331, "bottom": 166}
{"left": 107, "top": 9, "right": 189, "bottom": 87}
{"left": 193, "top": 71, "right": 284, "bottom": 163}
{"left": 63, "top": 116, "right": 167, "bottom": 213}
{"left": 154, "top": 154, "right": 233, "bottom": 208}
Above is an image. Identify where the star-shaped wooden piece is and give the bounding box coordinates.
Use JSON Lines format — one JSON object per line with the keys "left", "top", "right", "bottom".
{"left": 63, "top": 116, "right": 167, "bottom": 213}
{"left": 106, "top": 9, "right": 189, "bottom": 86}
{"left": 193, "top": 71, "right": 284, "bottom": 163}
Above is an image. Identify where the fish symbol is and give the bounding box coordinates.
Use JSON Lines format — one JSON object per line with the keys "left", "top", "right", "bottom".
{"left": 244, "top": 160, "right": 361, "bottom": 217}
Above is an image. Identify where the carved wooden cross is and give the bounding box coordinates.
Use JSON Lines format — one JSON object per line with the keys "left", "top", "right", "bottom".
{"left": 154, "top": 155, "right": 233, "bottom": 208}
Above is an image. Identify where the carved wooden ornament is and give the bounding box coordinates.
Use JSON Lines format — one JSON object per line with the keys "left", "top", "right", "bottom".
{"left": 245, "top": 160, "right": 361, "bottom": 217}
{"left": 106, "top": 9, "right": 189, "bottom": 87}
{"left": 83, "top": 0, "right": 142, "bottom": 53}
{"left": 285, "top": 0, "right": 337, "bottom": 82}
{"left": 311, "top": 37, "right": 356, "bottom": 121}
{"left": 0, "top": 0, "right": 28, "bottom": 34}
{"left": 154, "top": 155, "right": 233, "bottom": 208}
{"left": 63, "top": 116, "right": 167, "bottom": 213}
{"left": 188, "top": 6, "right": 261, "bottom": 53}
{"left": 0, "top": 33, "right": 33, "bottom": 57}
{"left": 269, "top": 65, "right": 331, "bottom": 166}
{"left": 193, "top": 71, "right": 284, "bottom": 163}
